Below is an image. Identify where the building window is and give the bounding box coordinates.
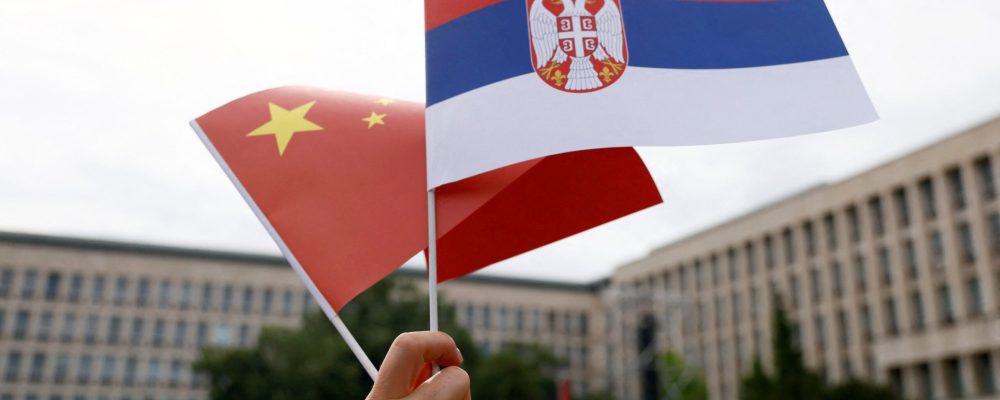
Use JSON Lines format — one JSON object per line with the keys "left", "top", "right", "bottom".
{"left": 44, "top": 272, "right": 61, "bottom": 300}
{"left": 974, "top": 156, "right": 996, "bottom": 200}
{"left": 888, "top": 368, "right": 904, "bottom": 398}
{"left": 823, "top": 213, "right": 838, "bottom": 251}
{"left": 221, "top": 285, "right": 233, "bottom": 312}
{"left": 262, "top": 288, "right": 274, "bottom": 315}
{"left": 892, "top": 187, "right": 910, "bottom": 228}
{"left": 157, "top": 280, "right": 171, "bottom": 308}
{"left": 831, "top": 260, "right": 843, "bottom": 296}
{"left": 579, "top": 313, "right": 588, "bottom": 335}
{"left": 107, "top": 316, "right": 122, "bottom": 344}
{"left": 854, "top": 254, "right": 867, "bottom": 291}
{"left": 13, "top": 310, "right": 30, "bottom": 339}
{"left": 169, "top": 359, "right": 183, "bottom": 387}
{"left": 100, "top": 356, "right": 116, "bottom": 385}
{"left": 782, "top": 228, "right": 796, "bottom": 264}
{"left": 60, "top": 313, "right": 76, "bottom": 342}
{"left": 113, "top": 276, "right": 128, "bottom": 305}
{"left": 201, "top": 283, "right": 213, "bottom": 311}
{"left": 946, "top": 167, "right": 966, "bottom": 210}
{"left": 989, "top": 213, "right": 1000, "bottom": 257}
{"left": 212, "top": 322, "right": 232, "bottom": 347}
{"left": 810, "top": 268, "right": 822, "bottom": 303}
{"left": 301, "top": 291, "right": 311, "bottom": 311}
{"left": 884, "top": 298, "right": 899, "bottom": 337}
{"left": 238, "top": 324, "right": 250, "bottom": 346}
{"left": 973, "top": 352, "right": 997, "bottom": 395}
{"left": 77, "top": 354, "right": 93, "bottom": 384}
{"left": 130, "top": 318, "right": 144, "bottom": 345}
{"left": 21, "top": 270, "right": 37, "bottom": 299}
{"left": 38, "top": 311, "right": 53, "bottom": 341}
{"left": 957, "top": 222, "right": 976, "bottom": 263}
{"left": 868, "top": 196, "right": 885, "bottom": 236}
{"left": 846, "top": 205, "right": 861, "bottom": 243}
{"left": 84, "top": 314, "right": 98, "bottom": 344}
{"left": 903, "top": 239, "right": 918, "bottom": 277}
{"left": 967, "top": 277, "right": 984, "bottom": 317}
{"left": 711, "top": 253, "right": 721, "bottom": 283}
{"left": 146, "top": 358, "right": 161, "bottom": 385}
{"left": 695, "top": 259, "right": 704, "bottom": 289}
{"left": 152, "top": 319, "right": 166, "bottom": 346}
{"left": 727, "top": 248, "right": 738, "bottom": 281}
{"left": 68, "top": 274, "right": 83, "bottom": 302}
{"left": 790, "top": 275, "right": 800, "bottom": 308}
{"left": 813, "top": 315, "right": 825, "bottom": 347}
{"left": 944, "top": 358, "right": 964, "bottom": 398}
{"left": 53, "top": 353, "right": 68, "bottom": 383}
{"left": 929, "top": 230, "right": 946, "bottom": 270}
{"left": 174, "top": 320, "right": 188, "bottom": 347}
{"left": 764, "top": 235, "right": 775, "bottom": 270}
{"left": 878, "top": 246, "right": 892, "bottom": 285}
{"left": 744, "top": 242, "right": 757, "bottom": 276}
{"left": 917, "top": 363, "right": 933, "bottom": 400}
{"left": 136, "top": 278, "right": 150, "bottom": 307}
{"left": 196, "top": 321, "right": 208, "bottom": 348}
{"left": 938, "top": 285, "right": 955, "bottom": 326}
{"left": 242, "top": 287, "right": 254, "bottom": 314}
{"left": 180, "top": 281, "right": 192, "bottom": 310}
{"left": 919, "top": 177, "right": 937, "bottom": 219}
{"left": 124, "top": 357, "right": 138, "bottom": 386}
{"left": 0, "top": 268, "right": 12, "bottom": 298}
{"left": 91, "top": 275, "right": 105, "bottom": 304}
{"left": 4, "top": 351, "right": 22, "bottom": 382}
{"left": 483, "top": 305, "right": 492, "bottom": 329}
{"left": 804, "top": 220, "right": 816, "bottom": 257}
{"left": 836, "top": 310, "right": 848, "bottom": 346}
{"left": 910, "top": 291, "right": 925, "bottom": 332}
{"left": 731, "top": 294, "right": 741, "bottom": 325}
{"left": 678, "top": 264, "right": 687, "bottom": 292}
{"left": 28, "top": 352, "right": 45, "bottom": 383}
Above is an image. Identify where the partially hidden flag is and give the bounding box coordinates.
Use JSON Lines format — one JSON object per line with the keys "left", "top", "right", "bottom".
{"left": 424, "top": 0, "right": 878, "bottom": 188}
{"left": 192, "top": 86, "right": 661, "bottom": 311}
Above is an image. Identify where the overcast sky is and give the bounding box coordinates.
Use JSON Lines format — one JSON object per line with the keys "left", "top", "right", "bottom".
{"left": 2, "top": 1, "right": 999, "bottom": 283}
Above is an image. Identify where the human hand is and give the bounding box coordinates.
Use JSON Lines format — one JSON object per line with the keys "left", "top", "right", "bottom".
{"left": 366, "top": 331, "right": 471, "bottom": 400}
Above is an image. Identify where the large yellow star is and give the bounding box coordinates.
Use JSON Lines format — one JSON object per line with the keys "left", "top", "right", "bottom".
{"left": 362, "top": 112, "right": 387, "bottom": 129}
{"left": 246, "top": 101, "right": 323, "bottom": 155}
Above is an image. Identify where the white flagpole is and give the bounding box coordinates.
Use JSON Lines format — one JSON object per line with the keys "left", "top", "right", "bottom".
{"left": 427, "top": 189, "right": 440, "bottom": 335}
{"left": 191, "top": 120, "right": 379, "bottom": 381}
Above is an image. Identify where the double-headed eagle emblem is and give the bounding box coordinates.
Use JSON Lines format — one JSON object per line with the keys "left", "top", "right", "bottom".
{"left": 527, "top": 0, "right": 628, "bottom": 92}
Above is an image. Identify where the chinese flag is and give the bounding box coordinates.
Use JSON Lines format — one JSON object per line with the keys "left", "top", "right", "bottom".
{"left": 193, "top": 86, "right": 660, "bottom": 311}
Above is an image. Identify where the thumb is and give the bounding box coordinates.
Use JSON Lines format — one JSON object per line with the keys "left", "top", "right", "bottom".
{"left": 406, "top": 366, "right": 471, "bottom": 400}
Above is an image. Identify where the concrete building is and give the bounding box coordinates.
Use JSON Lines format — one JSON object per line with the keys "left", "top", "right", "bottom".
{"left": 610, "top": 117, "right": 1000, "bottom": 400}
{"left": 0, "top": 232, "right": 605, "bottom": 400}
{"left": 2, "top": 116, "right": 999, "bottom": 400}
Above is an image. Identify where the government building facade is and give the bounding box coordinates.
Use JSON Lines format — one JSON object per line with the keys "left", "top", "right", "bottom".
{"left": 1, "top": 117, "right": 998, "bottom": 400}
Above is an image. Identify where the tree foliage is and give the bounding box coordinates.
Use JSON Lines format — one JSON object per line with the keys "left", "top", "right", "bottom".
{"left": 739, "top": 294, "right": 895, "bottom": 400}
{"left": 471, "top": 344, "right": 560, "bottom": 400}
{"left": 659, "top": 351, "right": 708, "bottom": 400}
{"left": 195, "top": 278, "right": 478, "bottom": 400}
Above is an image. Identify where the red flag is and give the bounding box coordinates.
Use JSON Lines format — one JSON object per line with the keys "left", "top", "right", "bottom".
{"left": 558, "top": 378, "right": 572, "bottom": 400}
{"left": 193, "top": 86, "right": 661, "bottom": 311}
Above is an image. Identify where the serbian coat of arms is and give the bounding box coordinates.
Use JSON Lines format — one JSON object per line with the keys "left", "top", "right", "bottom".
{"left": 526, "top": 0, "right": 628, "bottom": 92}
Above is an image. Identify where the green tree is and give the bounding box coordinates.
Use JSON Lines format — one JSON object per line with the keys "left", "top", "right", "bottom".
{"left": 740, "top": 294, "right": 894, "bottom": 400}
{"left": 195, "top": 277, "right": 478, "bottom": 400}
{"left": 471, "top": 344, "right": 560, "bottom": 400}
{"left": 659, "top": 351, "right": 708, "bottom": 400}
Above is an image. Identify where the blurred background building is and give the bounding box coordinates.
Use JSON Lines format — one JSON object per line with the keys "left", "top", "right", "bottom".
{"left": 1, "top": 116, "right": 998, "bottom": 399}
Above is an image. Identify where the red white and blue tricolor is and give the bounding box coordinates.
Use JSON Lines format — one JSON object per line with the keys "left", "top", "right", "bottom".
{"left": 425, "top": 0, "right": 878, "bottom": 188}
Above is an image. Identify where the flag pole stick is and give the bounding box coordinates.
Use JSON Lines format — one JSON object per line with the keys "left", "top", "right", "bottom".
{"left": 191, "top": 120, "right": 379, "bottom": 382}
{"left": 427, "top": 189, "right": 440, "bottom": 334}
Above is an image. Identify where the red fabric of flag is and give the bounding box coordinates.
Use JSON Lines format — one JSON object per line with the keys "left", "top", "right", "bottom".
{"left": 193, "top": 86, "right": 661, "bottom": 311}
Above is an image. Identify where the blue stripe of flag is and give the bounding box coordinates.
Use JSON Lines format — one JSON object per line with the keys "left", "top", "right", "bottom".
{"left": 426, "top": 0, "right": 849, "bottom": 106}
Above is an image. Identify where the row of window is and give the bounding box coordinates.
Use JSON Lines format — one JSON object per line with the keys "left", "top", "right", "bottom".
{"left": 887, "top": 352, "right": 997, "bottom": 400}
{"left": 0, "top": 309, "right": 256, "bottom": 348}
{"left": 1, "top": 350, "right": 204, "bottom": 388}
{"left": 0, "top": 270, "right": 313, "bottom": 316}
{"left": 458, "top": 303, "right": 590, "bottom": 337}
{"left": 644, "top": 157, "right": 999, "bottom": 292}
{"left": 660, "top": 212, "right": 1000, "bottom": 298}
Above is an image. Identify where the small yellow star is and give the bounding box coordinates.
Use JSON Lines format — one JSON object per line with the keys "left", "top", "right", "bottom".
{"left": 374, "top": 98, "right": 395, "bottom": 106}
{"left": 246, "top": 101, "right": 323, "bottom": 155}
{"left": 362, "top": 112, "right": 387, "bottom": 129}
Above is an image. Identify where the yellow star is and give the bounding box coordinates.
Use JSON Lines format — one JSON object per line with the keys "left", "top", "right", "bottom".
{"left": 246, "top": 101, "right": 323, "bottom": 156}
{"left": 374, "top": 98, "right": 395, "bottom": 106}
{"left": 362, "top": 112, "right": 387, "bottom": 129}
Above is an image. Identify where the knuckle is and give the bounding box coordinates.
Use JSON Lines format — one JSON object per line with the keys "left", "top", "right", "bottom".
{"left": 391, "top": 332, "right": 421, "bottom": 351}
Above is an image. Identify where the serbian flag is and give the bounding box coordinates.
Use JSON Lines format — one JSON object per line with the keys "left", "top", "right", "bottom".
{"left": 425, "top": 0, "right": 878, "bottom": 188}
{"left": 192, "top": 86, "right": 660, "bottom": 312}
